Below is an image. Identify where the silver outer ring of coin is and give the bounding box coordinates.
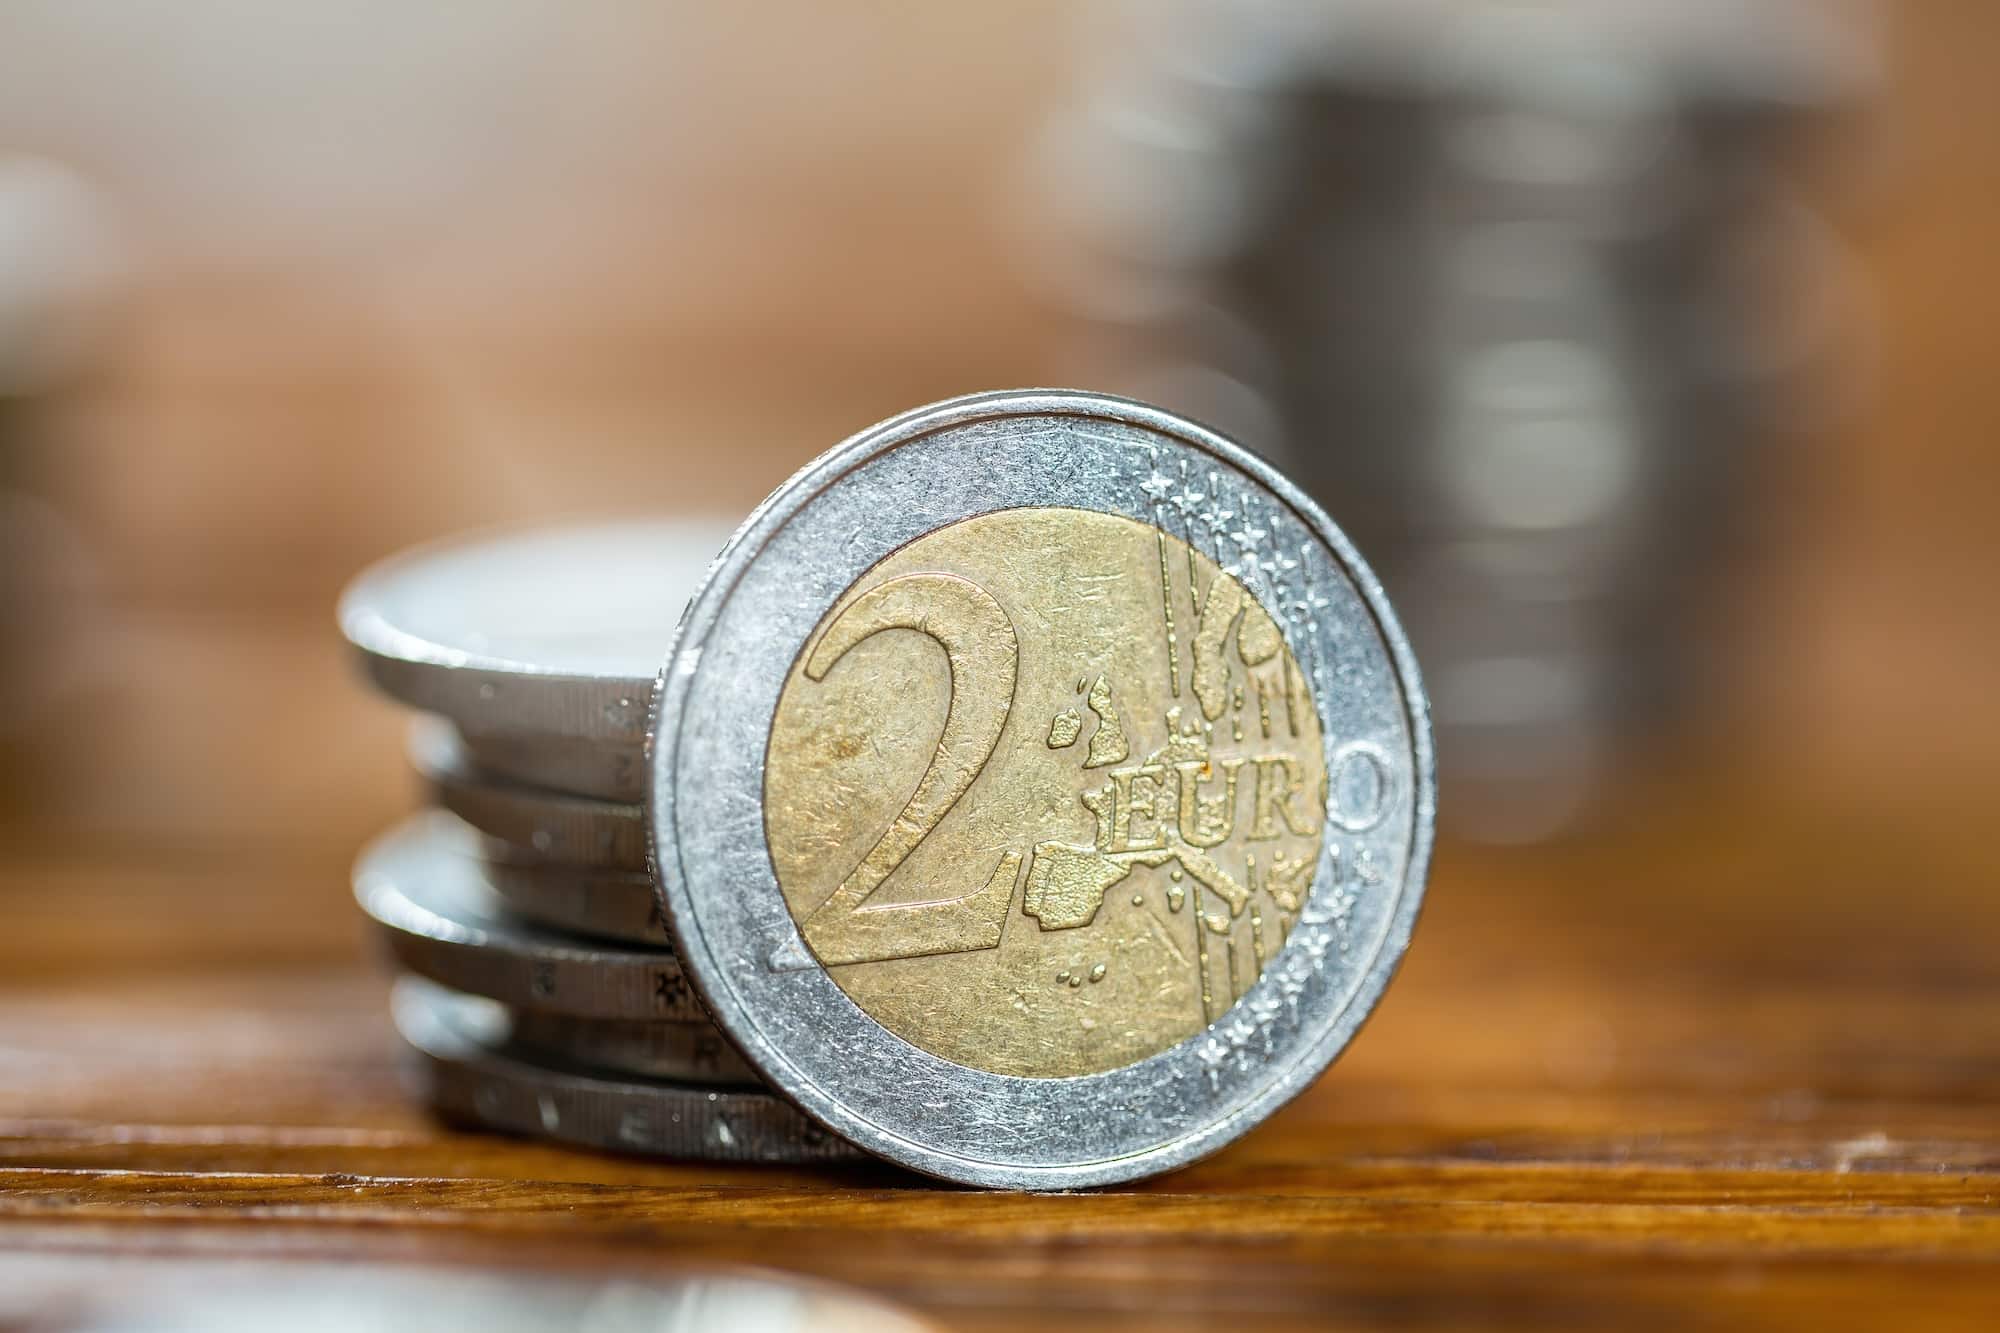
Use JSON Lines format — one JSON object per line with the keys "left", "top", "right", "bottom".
{"left": 481, "top": 849, "right": 670, "bottom": 948}
{"left": 356, "top": 814, "right": 704, "bottom": 1022}
{"left": 650, "top": 388, "right": 1436, "bottom": 1189}
{"left": 392, "top": 978, "right": 859, "bottom": 1163}
{"left": 503, "top": 1009, "right": 761, "bottom": 1086}
{"left": 411, "top": 720, "right": 648, "bottom": 870}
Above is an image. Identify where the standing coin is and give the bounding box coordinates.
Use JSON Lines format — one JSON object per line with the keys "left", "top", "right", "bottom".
{"left": 651, "top": 390, "right": 1434, "bottom": 1187}
{"left": 392, "top": 979, "right": 858, "bottom": 1163}
{"left": 411, "top": 720, "right": 648, "bottom": 870}
{"left": 356, "top": 815, "right": 703, "bottom": 1022}
{"left": 338, "top": 518, "right": 732, "bottom": 801}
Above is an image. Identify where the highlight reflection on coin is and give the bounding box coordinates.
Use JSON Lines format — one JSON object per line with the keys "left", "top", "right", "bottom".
{"left": 655, "top": 390, "right": 1433, "bottom": 1188}
{"left": 338, "top": 518, "right": 732, "bottom": 800}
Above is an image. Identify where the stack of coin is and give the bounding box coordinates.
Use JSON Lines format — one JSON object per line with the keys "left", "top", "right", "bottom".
{"left": 340, "top": 391, "right": 1435, "bottom": 1187}
{"left": 1027, "top": 0, "right": 1871, "bottom": 839}
{"left": 340, "top": 519, "right": 861, "bottom": 1164}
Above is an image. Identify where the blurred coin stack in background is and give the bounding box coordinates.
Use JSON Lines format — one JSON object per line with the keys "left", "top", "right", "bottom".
{"left": 1027, "top": 0, "right": 1873, "bottom": 840}
{"left": 339, "top": 520, "right": 857, "bottom": 1164}
{"left": 0, "top": 157, "right": 119, "bottom": 764}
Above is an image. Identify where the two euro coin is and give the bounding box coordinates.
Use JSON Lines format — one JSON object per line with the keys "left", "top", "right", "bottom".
{"left": 344, "top": 389, "right": 1435, "bottom": 1187}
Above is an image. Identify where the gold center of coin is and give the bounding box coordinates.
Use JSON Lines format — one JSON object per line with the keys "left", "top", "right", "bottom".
{"left": 764, "top": 506, "right": 1327, "bottom": 1077}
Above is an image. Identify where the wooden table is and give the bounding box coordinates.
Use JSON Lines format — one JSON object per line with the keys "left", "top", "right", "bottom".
{"left": 4, "top": 757, "right": 1994, "bottom": 1330}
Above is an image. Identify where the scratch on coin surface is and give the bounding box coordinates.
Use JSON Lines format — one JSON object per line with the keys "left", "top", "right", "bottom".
{"left": 1144, "top": 909, "right": 1189, "bottom": 967}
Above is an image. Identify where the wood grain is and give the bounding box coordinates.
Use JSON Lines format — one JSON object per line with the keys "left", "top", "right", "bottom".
{"left": 2, "top": 777, "right": 1997, "bottom": 1329}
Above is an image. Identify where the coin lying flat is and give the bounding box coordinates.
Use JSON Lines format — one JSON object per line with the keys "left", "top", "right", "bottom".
{"left": 652, "top": 389, "right": 1434, "bottom": 1188}
{"left": 504, "top": 1008, "right": 760, "bottom": 1086}
{"left": 392, "top": 978, "right": 859, "bottom": 1164}
{"left": 450, "top": 729, "right": 645, "bottom": 806}
{"left": 482, "top": 851, "right": 669, "bottom": 948}
{"left": 386, "top": 809, "right": 669, "bottom": 948}
{"left": 356, "top": 814, "right": 702, "bottom": 1021}
{"left": 338, "top": 517, "right": 733, "bottom": 800}
{"left": 411, "top": 720, "right": 647, "bottom": 870}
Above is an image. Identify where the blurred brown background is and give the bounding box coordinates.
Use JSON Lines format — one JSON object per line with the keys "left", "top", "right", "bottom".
{"left": 3, "top": 1, "right": 1993, "bottom": 858}
{"left": 1, "top": 2, "right": 1996, "bottom": 1328}
{"left": 2, "top": 2, "right": 1083, "bottom": 863}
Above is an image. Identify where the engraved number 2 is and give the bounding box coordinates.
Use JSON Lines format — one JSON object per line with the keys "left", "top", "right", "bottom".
{"left": 797, "top": 572, "right": 1022, "bottom": 966}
